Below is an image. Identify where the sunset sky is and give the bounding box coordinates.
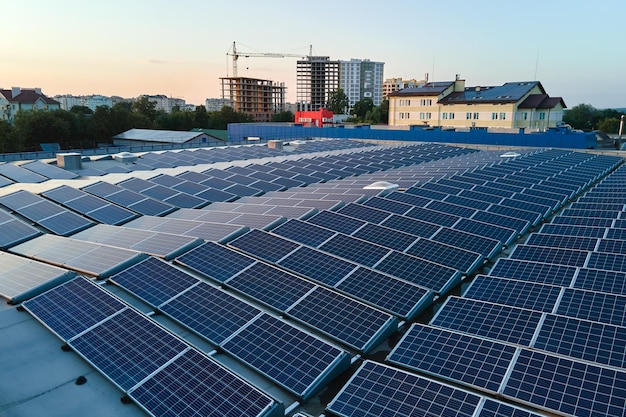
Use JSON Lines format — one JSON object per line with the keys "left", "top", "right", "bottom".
{"left": 4, "top": 0, "right": 626, "bottom": 109}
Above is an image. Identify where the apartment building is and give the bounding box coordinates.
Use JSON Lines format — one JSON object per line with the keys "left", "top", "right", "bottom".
{"left": 382, "top": 77, "right": 424, "bottom": 99}
{"left": 296, "top": 56, "right": 340, "bottom": 112}
{"left": 339, "top": 59, "right": 384, "bottom": 110}
{"left": 388, "top": 78, "right": 565, "bottom": 129}
{"left": 220, "top": 76, "right": 286, "bottom": 122}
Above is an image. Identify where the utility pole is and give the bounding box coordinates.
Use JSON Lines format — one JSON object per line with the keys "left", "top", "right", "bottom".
{"left": 619, "top": 114, "right": 624, "bottom": 150}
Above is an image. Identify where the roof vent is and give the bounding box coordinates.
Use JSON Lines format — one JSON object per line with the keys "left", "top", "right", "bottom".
{"left": 500, "top": 151, "right": 521, "bottom": 158}
{"left": 113, "top": 152, "right": 138, "bottom": 164}
{"left": 363, "top": 181, "right": 399, "bottom": 190}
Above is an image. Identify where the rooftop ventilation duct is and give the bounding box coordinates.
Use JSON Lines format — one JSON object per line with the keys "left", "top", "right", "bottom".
{"left": 499, "top": 151, "right": 521, "bottom": 158}
{"left": 113, "top": 152, "right": 138, "bottom": 164}
{"left": 363, "top": 181, "right": 399, "bottom": 190}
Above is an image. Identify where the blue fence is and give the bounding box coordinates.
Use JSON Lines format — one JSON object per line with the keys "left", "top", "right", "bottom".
{"left": 228, "top": 124, "right": 597, "bottom": 149}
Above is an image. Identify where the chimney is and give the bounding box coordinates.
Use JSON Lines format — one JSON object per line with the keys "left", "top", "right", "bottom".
{"left": 11, "top": 87, "right": 21, "bottom": 98}
{"left": 34, "top": 88, "right": 42, "bottom": 95}
{"left": 475, "top": 86, "right": 481, "bottom": 93}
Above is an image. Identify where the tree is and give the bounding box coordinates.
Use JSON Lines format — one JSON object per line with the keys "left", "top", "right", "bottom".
{"left": 563, "top": 104, "right": 600, "bottom": 131}
{"left": 598, "top": 117, "right": 620, "bottom": 134}
{"left": 351, "top": 98, "right": 374, "bottom": 120}
{"left": 12, "top": 110, "right": 71, "bottom": 151}
{"left": 327, "top": 89, "right": 349, "bottom": 114}
{"left": 194, "top": 106, "right": 210, "bottom": 128}
{"left": 132, "top": 96, "right": 158, "bottom": 123}
{"left": 0, "top": 120, "right": 15, "bottom": 153}
{"left": 271, "top": 111, "right": 294, "bottom": 122}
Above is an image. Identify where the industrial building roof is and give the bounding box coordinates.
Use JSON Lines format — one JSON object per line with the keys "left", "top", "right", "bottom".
{"left": 0, "top": 137, "right": 625, "bottom": 417}
{"left": 112, "top": 129, "right": 212, "bottom": 144}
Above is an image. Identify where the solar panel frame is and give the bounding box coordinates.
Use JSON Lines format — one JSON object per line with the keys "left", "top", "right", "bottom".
{"left": 573, "top": 267, "right": 626, "bottom": 296}
{"left": 557, "top": 288, "right": 626, "bottom": 326}
{"left": 464, "top": 276, "right": 561, "bottom": 313}
{"left": 488, "top": 258, "right": 577, "bottom": 286}
{"left": 510, "top": 244, "right": 590, "bottom": 268}
{"left": 174, "top": 241, "right": 257, "bottom": 283}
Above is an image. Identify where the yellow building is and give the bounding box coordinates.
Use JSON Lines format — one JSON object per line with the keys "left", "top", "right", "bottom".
{"left": 388, "top": 78, "right": 565, "bottom": 130}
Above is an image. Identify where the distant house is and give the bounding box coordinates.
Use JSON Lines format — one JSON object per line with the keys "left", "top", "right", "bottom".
{"left": 388, "top": 78, "right": 566, "bottom": 129}
{"left": 112, "top": 129, "right": 225, "bottom": 147}
{"left": 0, "top": 87, "right": 60, "bottom": 123}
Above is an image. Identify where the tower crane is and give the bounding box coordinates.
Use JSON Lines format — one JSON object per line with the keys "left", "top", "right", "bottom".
{"left": 226, "top": 41, "right": 311, "bottom": 78}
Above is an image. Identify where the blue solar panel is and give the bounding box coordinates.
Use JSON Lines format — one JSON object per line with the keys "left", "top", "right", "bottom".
{"left": 587, "top": 251, "right": 626, "bottom": 273}
{"left": 534, "top": 314, "right": 626, "bottom": 368}
{"left": 270, "top": 218, "right": 336, "bottom": 247}
{"left": 306, "top": 210, "right": 366, "bottom": 235}
{"left": 327, "top": 360, "right": 481, "bottom": 417}
{"left": 108, "top": 257, "right": 198, "bottom": 306}
{"left": 432, "top": 297, "right": 541, "bottom": 345}
{"left": 541, "top": 223, "right": 608, "bottom": 238}
{"left": 319, "top": 234, "right": 390, "bottom": 268}
{"left": 0, "top": 210, "right": 41, "bottom": 249}
{"left": 454, "top": 218, "right": 517, "bottom": 245}
{"left": 464, "top": 276, "right": 561, "bottom": 312}
{"left": 471, "top": 210, "right": 530, "bottom": 235}
{"left": 380, "top": 214, "right": 441, "bottom": 238}
{"left": 405, "top": 206, "right": 460, "bottom": 228}
{"left": 228, "top": 229, "right": 300, "bottom": 263}
{"left": 387, "top": 324, "right": 516, "bottom": 391}
{"left": 128, "top": 349, "right": 278, "bottom": 417}
{"left": 489, "top": 258, "right": 577, "bottom": 286}
{"left": 351, "top": 222, "right": 417, "bottom": 252}
{"left": 221, "top": 313, "right": 349, "bottom": 399}
{"left": 287, "top": 286, "right": 397, "bottom": 352}
{"left": 69, "top": 308, "right": 188, "bottom": 391}
{"left": 160, "top": 282, "right": 261, "bottom": 344}
{"left": 488, "top": 204, "right": 542, "bottom": 226}
{"left": 227, "top": 262, "right": 315, "bottom": 311}
{"left": 277, "top": 246, "right": 357, "bottom": 286}
{"left": 557, "top": 288, "right": 626, "bottom": 326}
{"left": 406, "top": 238, "right": 483, "bottom": 274}
{"left": 503, "top": 349, "right": 626, "bottom": 417}
{"left": 432, "top": 227, "right": 502, "bottom": 259}
{"left": 362, "top": 196, "right": 414, "bottom": 215}
{"left": 510, "top": 244, "right": 589, "bottom": 267}
{"left": 375, "top": 251, "right": 460, "bottom": 293}
{"left": 426, "top": 200, "right": 478, "bottom": 219}
{"left": 335, "top": 267, "right": 431, "bottom": 319}
{"left": 383, "top": 191, "right": 432, "bottom": 207}
{"left": 478, "top": 399, "right": 546, "bottom": 417}
{"left": 175, "top": 242, "right": 256, "bottom": 283}
{"left": 574, "top": 268, "right": 626, "bottom": 295}
{"left": 23, "top": 277, "right": 126, "bottom": 340}
{"left": 526, "top": 233, "right": 599, "bottom": 251}
{"left": 337, "top": 203, "right": 392, "bottom": 224}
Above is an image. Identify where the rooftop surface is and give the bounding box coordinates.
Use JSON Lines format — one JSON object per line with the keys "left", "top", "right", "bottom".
{"left": 1, "top": 138, "right": 625, "bottom": 417}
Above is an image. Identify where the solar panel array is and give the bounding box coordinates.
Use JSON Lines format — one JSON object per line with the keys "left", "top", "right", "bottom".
{"left": 22, "top": 277, "right": 282, "bottom": 417}
{"left": 5, "top": 143, "right": 626, "bottom": 417}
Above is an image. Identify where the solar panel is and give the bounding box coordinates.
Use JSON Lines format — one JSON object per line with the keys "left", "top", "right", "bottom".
{"left": 454, "top": 218, "right": 517, "bottom": 246}
{"left": 406, "top": 238, "right": 483, "bottom": 275}
{"left": 587, "top": 251, "right": 626, "bottom": 273}
{"left": 426, "top": 200, "right": 478, "bottom": 219}
{"left": 488, "top": 258, "right": 577, "bottom": 286}
{"left": 405, "top": 206, "right": 460, "bottom": 228}
{"left": 383, "top": 190, "right": 432, "bottom": 207}
{"left": 20, "top": 160, "right": 79, "bottom": 179}
{"left": 22, "top": 277, "right": 127, "bottom": 340}
{"left": 175, "top": 241, "right": 256, "bottom": 283}
{"left": 387, "top": 324, "right": 516, "bottom": 391}
{"left": 221, "top": 313, "right": 350, "bottom": 399}
{"left": 335, "top": 267, "right": 432, "bottom": 319}
{"left": 574, "top": 268, "right": 626, "bottom": 295}
{"left": 375, "top": 250, "right": 460, "bottom": 293}
{"left": 471, "top": 209, "right": 530, "bottom": 235}
{"left": 487, "top": 204, "right": 542, "bottom": 226}
{"left": 227, "top": 262, "right": 315, "bottom": 311}
{"left": 431, "top": 297, "right": 541, "bottom": 345}
{"left": 464, "top": 276, "right": 561, "bottom": 312}
{"left": 228, "top": 229, "right": 300, "bottom": 263}
{"left": 534, "top": 314, "right": 626, "bottom": 368}
{"left": 286, "top": 286, "right": 397, "bottom": 353}
{"left": 306, "top": 210, "right": 366, "bottom": 235}
{"left": 0, "top": 163, "right": 47, "bottom": 183}
{"left": 526, "top": 233, "right": 599, "bottom": 251}
{"left": 83, "top": 182, "right": 176, "bottom": 216}
{"left": 277, "top": 246, "right": 357, "bottom": 286}
{"left": 337, "top": 203, "right": 392, "bottom": 224}
{"left": 161, "top": 282, "right": 261, "bottom": 344}
{"left": 379, "top": 214, "right": 441, "bottom": 238}
{"left": 69, "top": 308, "right": 188, "bottom": 391}
{"left": 510, "top": 244, "right": 590, "bottom": 268}
{"left": 319, "top": 234, "right": 390, "bottom": 268}
{"left": 540, "top": 223, "right": 607, "bottom": 238}
{"left": 478, "top": 399, "right": 546, "bottom": 417}
{"left": 503, "top": 349, "right": 626, "bottom": 417}
{"left": 108, "top": 257, "right": 198, "bottom": 306}
{"left": 361, "top": 196, "right": 414, "bottom": 215}
{"left": 349, "top": 222, "right": 417, "bottom": 251}
{"left": 326, "top": 360, "right": 481, "bottom": 417}
{"left": 557, "top": 288, "right": 626, "bottom": 326}
{"left": 0, "top": 209, "right": 41, "bottom": 249}
{"left": 431, "top": 227, "right": 502, "bottom": 259}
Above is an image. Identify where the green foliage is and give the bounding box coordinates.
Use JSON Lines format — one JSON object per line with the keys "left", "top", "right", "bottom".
{"left": 271, "top": 111, "right": 294, "bottom": 122}
{"left": 12, "top": 110, "right": 71, "bottom": 151}
{"left": 327, "top": 89, "right": 349, "bottom": 114}
{"left": 0, "top": 120, "right": 16, "bottom": 153}
{"left": 70, "top": 105, "right": 93, "bottom": 115}
{"left": 563, "top": 104, "right": 625, "bottom": 133}
{"left": 351, "top": 98, "right": 374, "bottom": 120}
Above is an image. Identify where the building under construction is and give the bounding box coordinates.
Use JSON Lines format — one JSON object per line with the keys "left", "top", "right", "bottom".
{"left": 296, "top": 56, "right": 340, "bottom": 112}
{"left": 220, "top": 77, "right": 286, "bottom": 122}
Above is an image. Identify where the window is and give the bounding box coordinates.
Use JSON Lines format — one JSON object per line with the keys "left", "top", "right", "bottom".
{"left": 492, "top": 112, "right": 498, "bottom": 120}
{"left": 449, "top": 112, "right": 455, "bottom": 120}
{"left": 500, "top": 113, "right": 506, "bottom": 120}
{"left": 539, "top": 112, "right": 546, "bottom": 120}
{"left": 522, "top": 112, "right": 528, "bottom": 120}
{"left": 473, "top": 112, "right": 479, "bottom": 120}
{"left": 442, "top": 113, "right": 448, "bottom": 120}
{"left": 419, "top": 112, "right": 431, "bottom": 120}
{"left": 406, "top": 99, "right": 410, "bottom": 106}
{"left": 420, "top": 99, "right": 432, "bottom": 106}
{"left": 466, "top": 112, "right": 472, "bottom": 120}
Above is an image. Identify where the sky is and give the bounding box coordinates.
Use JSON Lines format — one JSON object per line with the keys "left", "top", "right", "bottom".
{"left": 3, "top": 0, "right": 626, "bottom": 109}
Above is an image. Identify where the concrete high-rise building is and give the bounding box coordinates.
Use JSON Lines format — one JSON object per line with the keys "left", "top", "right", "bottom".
{"left": 382, "top": 77, "right": 425, "bottom": 99}
{"left": 339, "top": 59, "right": 384, "bottom": 110}
{"left": 220, "top": 76, "right": 286, "bottom": 122}
{"left": 296, "top": 56, "right": 340, "bottom": 112}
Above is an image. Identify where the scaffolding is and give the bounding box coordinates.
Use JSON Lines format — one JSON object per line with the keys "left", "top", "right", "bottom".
{"left": 220, "top": 77, "right": 286, "bottom": 122}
